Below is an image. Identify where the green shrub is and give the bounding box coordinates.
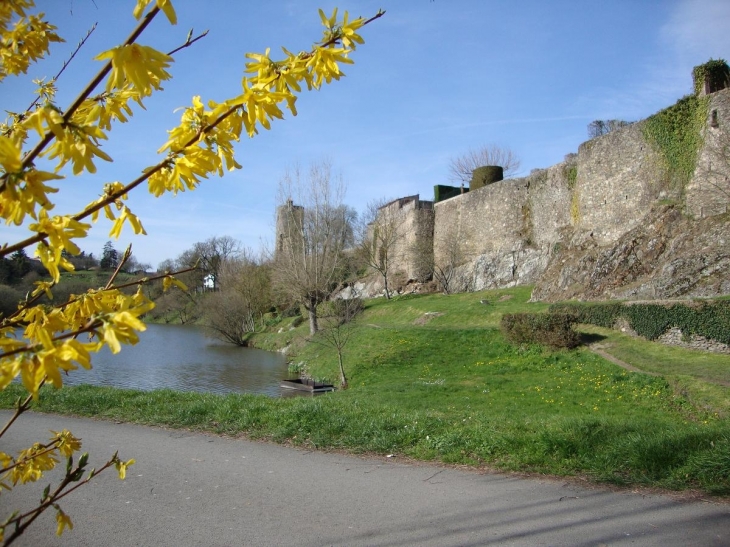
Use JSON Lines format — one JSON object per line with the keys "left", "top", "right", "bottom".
{"left": 0, "top": 284, "right": 23, "bottom": 319}
{"left": 550, "top": 301, "right": 730, "bottom": 344}
{"left": 501, "top": 313, "right": 580, "bottom": 349}
{"left": 433, "top": 184, "right": 466, "bottom": 202}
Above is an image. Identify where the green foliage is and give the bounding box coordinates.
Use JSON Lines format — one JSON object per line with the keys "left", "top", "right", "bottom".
{"left": 100, "top": 240, "right": 119, "bottom": 270}
{"left": 0, "top": 284, "right": 22, "bottom": 318}
{"left": 563, "top": 163, "right": 578, "bottom": 189}
{"left": 433, "top": 184, "right": 466, "bottom": 203}
{"left": 501, "top": 312, "right": 580, "bottom": 349}
{"left": 692, "top": 58, "right": 730, "bottom": 95}
{"left": 550, "top": 300, "right": 730, "bottom": 344}
{"left": 470, "top": 165, "right": 503, "bottom": 190}
{"left": 641, "top": 94, "right": 710, "bottom": 196}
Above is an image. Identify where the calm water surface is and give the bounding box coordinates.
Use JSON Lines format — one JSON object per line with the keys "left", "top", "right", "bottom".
{"left": 62, "top": 324, "right": 290, "bottom": 396}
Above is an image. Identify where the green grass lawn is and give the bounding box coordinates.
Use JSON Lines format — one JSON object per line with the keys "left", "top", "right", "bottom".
{"left": 2, "top": 287, "right": 729, "bottom": 495}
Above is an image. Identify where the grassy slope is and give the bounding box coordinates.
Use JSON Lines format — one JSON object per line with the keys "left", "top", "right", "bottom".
{"left": 2, "top": 287, "right": 729, "bottom": 495}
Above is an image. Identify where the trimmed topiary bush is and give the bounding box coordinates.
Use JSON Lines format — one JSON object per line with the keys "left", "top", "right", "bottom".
{"left": 470, "top": 165, "right": 503, "bottom": 190}
{"left": 501, "top": 313, "right": 580, "bottom": 349}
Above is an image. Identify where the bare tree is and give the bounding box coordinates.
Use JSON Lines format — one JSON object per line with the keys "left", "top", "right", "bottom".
{"left": 587, "top": 119, "right": 632, "bottom": 139}
{"left": 204, "top": 249, "right": 271, "bottom": 345}
{"left": 697, "top": 111, "right": 730, "bottom": 210}
{"left": 150, "top": 288, "right": 200, "bottom": 324}
{"left": 431, "top": 224, "right": 470, "bottom": 294}
{"left": 448, "top": 144, "right": 521, "bottom": 182}
{"left": 314, "top": 295, "right": 363, "bottom": 388}
{"left": 272, "top": 160, "right": 353, "bottom": 335}
{"left": 358, "top": 197, "right": 408, "bottom": 299}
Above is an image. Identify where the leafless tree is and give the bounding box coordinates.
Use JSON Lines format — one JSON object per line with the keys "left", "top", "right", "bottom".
{"left": 448, "top": 144, "right": 521, "bottom": 183}
{"left": 587, "top": 119, "right": 632, "bottom": 139}
{"left": 272, "top": 160, "right": 354, "bottom": 335}
{"left": 358, "top": 197, "right": 407, "bottom": 299}
{"left": 697, "top": 113, "right": 730, "bottom": 210}
{"left": 150, "top": 288, "right": 200, "bottom": 324}
{"left": 204, "top": 248, "right": 271, "bottom": 345}
{"left": 431, "top": 225, "right": 470, "bottom": 294}
{"left": 313, "top": 295, "right": 363, "bottom": 388}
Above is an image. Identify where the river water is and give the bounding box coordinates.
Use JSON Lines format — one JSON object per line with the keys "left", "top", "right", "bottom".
{"left": 60, "top": 324, "right": 290, "bottom": 397}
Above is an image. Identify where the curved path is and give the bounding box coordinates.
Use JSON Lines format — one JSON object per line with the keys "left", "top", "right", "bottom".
{"left": 2, "top": 411, "right": 729, "bottom": 546}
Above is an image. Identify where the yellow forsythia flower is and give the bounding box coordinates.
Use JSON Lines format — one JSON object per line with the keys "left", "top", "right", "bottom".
{"left": 115, "top": 458, "right": 135, "bottom": 480}
{"left": 95, "top": 43, "right": 173, "bottom": 97}
{"left": 133, "top": 0, "right": 177, "bottom": 24}
{"left": 8, "top": 443, "right": 59, "bottom": 485}
{"left": 51, "top": 430, "right": 81, "bottom": 457}
{"left": 55, "top": 508, "right": 73, "bottom": 536}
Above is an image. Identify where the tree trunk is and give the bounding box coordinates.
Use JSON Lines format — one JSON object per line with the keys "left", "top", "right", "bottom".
{"left": 307, "top": 298, "right": 319, "bottom": 335}
{"left": 337, "top": 350, "right": 348, "bottom": 389}
{"left": 383, "top": 274, "right": 391, "bottom": 299}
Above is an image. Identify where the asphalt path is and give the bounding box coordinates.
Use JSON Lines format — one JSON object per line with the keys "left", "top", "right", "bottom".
{"left": 1, "top": 411, "right": 729, "bottom": 546}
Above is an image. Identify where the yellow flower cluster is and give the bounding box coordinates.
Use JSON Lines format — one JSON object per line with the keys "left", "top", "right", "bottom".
{"left": 0, "top": 3, "right": 63, "bottom": 82}
{"left": 150, "top": 7, "right": 370, "bottom": 197}
{"left": 0, "top": 285, "right": 154, "bottom": 398}
{"left": 0, "top": 430, "right": 81, "bottom": 489}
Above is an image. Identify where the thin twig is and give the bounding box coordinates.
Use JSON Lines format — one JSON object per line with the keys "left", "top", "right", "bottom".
{"left": 167, "top": 29, "right": 209, "bottom": 56}
{"left": 0, "top": 389, "right": 36, "bottom": 439}
{"left": 104, "top": 244, "right": 132, "bottom": 290}
{"left": 8, "top": 23, "right": 98, "bottom": 129}
{"left": 2, "top": 458, "right": 116, "bottom": 545}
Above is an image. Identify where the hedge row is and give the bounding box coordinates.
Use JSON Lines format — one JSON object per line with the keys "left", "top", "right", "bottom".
{"left": 501, "top": 313, "right": 580, "bottom": 349}
{"left": 433, "top": 184, "right": 467, "bottom": 203}
{"left": 548, "top": 300, "right": 730, "bottom": 344}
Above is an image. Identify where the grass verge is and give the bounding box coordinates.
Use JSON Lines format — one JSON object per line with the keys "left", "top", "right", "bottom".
{"left": 2, "top": 287, "right": 728, "bottom": 496}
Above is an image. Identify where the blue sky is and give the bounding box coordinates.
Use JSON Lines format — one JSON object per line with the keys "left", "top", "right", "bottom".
{"left": 1, "top": 0, "right": 728, "bottom": 268}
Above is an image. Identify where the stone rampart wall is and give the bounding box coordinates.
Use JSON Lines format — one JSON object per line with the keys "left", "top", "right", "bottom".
{"left": 424, "top": 88, "right": 730, "bottom": 293}
{"left": 657, "top": 327, "right": 730, "bottom": 354}
{"left": 688, "top": 90, "right": 730, "bottom": 218}
{"left": 573, "top": 121, "right": 664, "bottom": 245}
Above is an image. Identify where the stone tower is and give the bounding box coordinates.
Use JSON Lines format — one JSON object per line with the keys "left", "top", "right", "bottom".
{"left": 275, "top": 198, "right": 304, "bottom": 257}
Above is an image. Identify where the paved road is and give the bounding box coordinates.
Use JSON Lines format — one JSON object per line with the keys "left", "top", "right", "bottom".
{"left": 1, "top": 411, "right": 729, "bottom": 546}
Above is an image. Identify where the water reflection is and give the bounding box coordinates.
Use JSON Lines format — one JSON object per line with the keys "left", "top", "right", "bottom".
{"left": 61, "top": 324, "right": 290, "bottom": 396}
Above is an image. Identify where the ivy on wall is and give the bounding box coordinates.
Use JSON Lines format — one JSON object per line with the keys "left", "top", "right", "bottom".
{"left": 641, "top": 94, "right": 710, "bottom": 198}
{"left": 549, "top": 300, "right": 730, "bottom": 344}
{"left": 564, "top": 164, "right": 578, "bottom": 190}
{"left": 692, "top": 58, "right": 730, "bottom": 95}
{"left": 570, "top": 186, "right": 581, "bottom": 224}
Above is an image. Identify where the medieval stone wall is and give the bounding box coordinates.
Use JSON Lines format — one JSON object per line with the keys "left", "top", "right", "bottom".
{"left": 688, "top": 90, "right": 730, "bottom": 218}
{"left": 371, "top": 195, "right": 434, "bottom": 282}
{"left": 421, "top": 88, "right": 730, "bottom": 297}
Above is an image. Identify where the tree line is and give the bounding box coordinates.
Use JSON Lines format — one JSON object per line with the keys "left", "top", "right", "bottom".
{"left": 145, "top": 157, "right": 487, "bottom": 349}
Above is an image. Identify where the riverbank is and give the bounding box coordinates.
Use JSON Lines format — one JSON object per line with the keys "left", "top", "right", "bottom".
{"left": 2, "top": 287, "right": 729, "bottom": 496}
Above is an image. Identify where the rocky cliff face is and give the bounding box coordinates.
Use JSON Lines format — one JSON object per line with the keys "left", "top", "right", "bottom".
{"left": 531, "top": 206, "right": 730, "bottom": 301}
